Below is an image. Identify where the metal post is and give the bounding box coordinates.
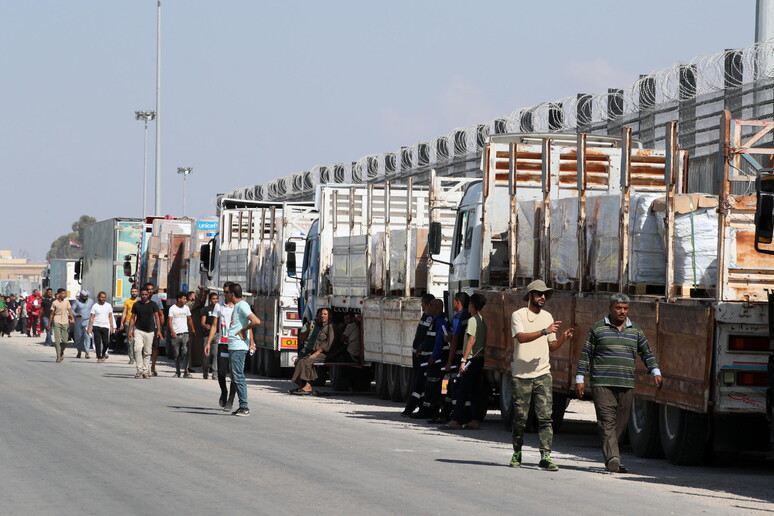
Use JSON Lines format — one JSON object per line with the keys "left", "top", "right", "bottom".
{"left": 154, "top": 0, "right": 162, "bottom": 216}
{"left": 135, "top": 111, "right": 156, "bottom": 218}
{"left": 177, "top": 167, "right": 192, "bottom": 216}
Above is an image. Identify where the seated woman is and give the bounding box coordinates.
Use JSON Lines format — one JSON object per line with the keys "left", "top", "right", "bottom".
{"left": 290, "top": 308, "right": 335, "bottom": 395}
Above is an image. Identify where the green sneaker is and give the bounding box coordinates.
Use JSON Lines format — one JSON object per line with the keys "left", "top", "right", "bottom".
{"left": 508, "top": 452, "right": 522, "bottom": 468}
{"left": 538, "top": 453, "right": 559, "bottom": 471}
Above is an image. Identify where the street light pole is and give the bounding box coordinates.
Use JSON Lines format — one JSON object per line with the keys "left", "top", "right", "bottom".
{"left": 154, "top": 0, "right": 162, "bottom": 215}
{"left": 177, "top": 167, "right": 193, "bottom": 216}
{"left": 135, "top": 110, "right": 156, "bottom": 218}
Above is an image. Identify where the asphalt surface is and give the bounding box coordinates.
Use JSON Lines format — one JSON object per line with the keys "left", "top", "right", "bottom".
{"left": 1, "top": 335, "right": 773, "bottom": 515}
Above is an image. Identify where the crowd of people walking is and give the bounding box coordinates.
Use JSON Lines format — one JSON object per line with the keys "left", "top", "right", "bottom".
{"left": 29, "top": 276, "right": 664, "bottom": 469}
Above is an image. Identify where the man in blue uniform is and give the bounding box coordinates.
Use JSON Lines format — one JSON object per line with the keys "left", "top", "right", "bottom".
{"left": 401, "top": 293, "right": 435, "bottom": 417}
{"left": 414, "top": 298, "right": 449, "bottom": 420}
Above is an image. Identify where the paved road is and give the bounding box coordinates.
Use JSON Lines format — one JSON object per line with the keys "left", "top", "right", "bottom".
{"left": 1, "top": 336, "right": 773, "bottom": 515}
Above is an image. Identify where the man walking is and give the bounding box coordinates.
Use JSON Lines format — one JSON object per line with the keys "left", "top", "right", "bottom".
{"left": 128, "top": 288, "right": 163, "bottom": 379}
{"left": 169, "top": 292, "right": 196, "bottom": 378}
{"left": 26, "top": 290, "right": 42, "bottom": 337}
{"left": 48, "top": 288, "right": 74, "bottom": 363}
{"left": 41, "top": 288, "right": 54, "bottom": 346}
{"left": 225, "top": 283, "right": 260, "bottom": 416}
{"left": 201, "top": 291, "right": 220, "bottom": 380}
{"left": 509, "top": 280, "right": 573, "bottom": 471}
{"left": 87, "top": 291, "right": 114, "bottom": 362}
{"left": 120, "top": 287, "right": 139, "bottom": 364}
{"left": 72, "top": 290, "right": 95, "bottom": 359}
{"left": 145, "top": 283, "right": 165, "bottom": 376}
{"left": 575, "top": 293, "right": 663, "bottom": 473}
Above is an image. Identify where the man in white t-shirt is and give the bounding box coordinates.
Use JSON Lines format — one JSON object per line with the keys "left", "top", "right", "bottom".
{"left": 87, "top": 291, "right": 115, "bottom": 363}
{"left": 508, "top": 280, "right": 573, "bottom": 471}
{"left": 169, "top": 292, "right": 196, "bottom": 378}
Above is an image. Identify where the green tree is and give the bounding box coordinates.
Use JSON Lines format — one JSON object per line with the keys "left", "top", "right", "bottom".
{"left": 46, "top": 215, "right": 97, "bottom": 260}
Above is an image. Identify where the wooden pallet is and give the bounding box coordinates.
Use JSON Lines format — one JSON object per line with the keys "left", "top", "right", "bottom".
{"left": 629, "top": 283, "right": 666, "bottom": 296}
{"left": 552, "top": 281, "right": 579, "bottom": 291}
{"left": 672, "top": 284, "right": 713, "bottom": 299}
{"left": 592, "top": 282, "right": 620, "bottom": 293}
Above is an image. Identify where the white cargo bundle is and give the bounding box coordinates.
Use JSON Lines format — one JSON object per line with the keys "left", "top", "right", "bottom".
{"left": 629, "top": 193, "right": 666, "bottom": 284}
{"left": 653, "top": 194, "right": 719, "bottom": 287}
{"left": 538, "top": 192, "right": 668, "bottom": 286}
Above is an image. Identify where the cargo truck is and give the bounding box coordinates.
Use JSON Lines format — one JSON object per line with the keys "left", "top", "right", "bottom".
{"left": 44, "top": 259, "right": 79, "bottom": 299}
{"left": 423, "top": 115, "right": 774, "bottom": 465}
{"left": 79, "top": 218, "right": 144, "bottom": 312}
{"left": 294, "top": 179, "right": 473, "bottom": 393}
{"left": 203, "top": 198, "right": 315, "bottom": 376}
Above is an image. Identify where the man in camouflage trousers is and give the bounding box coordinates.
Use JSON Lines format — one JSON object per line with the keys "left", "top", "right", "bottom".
{"left": 509, "top": 280, "right": 574, "bottom": 471}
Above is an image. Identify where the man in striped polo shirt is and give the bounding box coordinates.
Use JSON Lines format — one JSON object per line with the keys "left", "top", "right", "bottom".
{"left": 575, "top": 293, "right": 663, "bottom": 473}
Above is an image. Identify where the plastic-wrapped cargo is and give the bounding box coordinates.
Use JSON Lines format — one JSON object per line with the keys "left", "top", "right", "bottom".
{"left": 653, "top": 194, "right": 719, "bottom": 287}
{"left": 629, "top": 193, "right": 666, "bottom": 284}
{"left": 516, "top": 200, "right": 538, "bottom": 278}
{"left": 586, "top": 195, "right": 620, "bottom": 284}
{"left": 549, "top": 197, "right": 579, "bottom": 285}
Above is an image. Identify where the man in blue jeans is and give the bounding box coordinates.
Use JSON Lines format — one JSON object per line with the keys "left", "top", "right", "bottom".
{"left": 225, "top": 283, "right": 260, "bottom": 417}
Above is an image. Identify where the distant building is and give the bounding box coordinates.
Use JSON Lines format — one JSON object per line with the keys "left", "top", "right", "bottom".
{"left": 0, "top": 251, "right": 46, "bottom": 283}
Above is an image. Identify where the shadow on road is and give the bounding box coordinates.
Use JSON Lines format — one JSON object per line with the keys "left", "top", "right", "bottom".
{"left": 235, "top": 372, "right": 774, "bottom": 506}
{"left": 167, "top": 405, "right": 232, "bottom": 416}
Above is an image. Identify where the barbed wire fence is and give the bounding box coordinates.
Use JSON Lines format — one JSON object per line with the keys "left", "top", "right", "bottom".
{"left": 224, "top": 40, "right": 774, "bottom": 202}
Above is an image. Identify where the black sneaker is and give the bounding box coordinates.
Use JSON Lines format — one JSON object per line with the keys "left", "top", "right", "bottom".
{"left": 232, "top": 407, "right": 250, "bottom": 417}
{"left": 223, "top": 402, "right": 233, "bottom": 412}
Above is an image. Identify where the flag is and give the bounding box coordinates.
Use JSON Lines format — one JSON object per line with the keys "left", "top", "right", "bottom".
{"left": 69, "top": 239, "right": 80, "bottom": 248}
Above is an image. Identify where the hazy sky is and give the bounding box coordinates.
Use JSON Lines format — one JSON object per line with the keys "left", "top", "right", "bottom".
{"left": 0, "top": 0, "right": 756, "bottom": 261}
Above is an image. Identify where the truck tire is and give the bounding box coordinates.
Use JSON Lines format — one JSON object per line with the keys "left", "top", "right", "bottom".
{"left": 330, "top": 365, "right": 351, "bottom": 392}
{"left": 374, "top": 363, "right": 390, "bottom": 399}
{"left": 628, "top": 398, "right": 663, "bottom": 458}
{"left": 659, "top": 404, "right": 708, "bottom": 465}
{"left": 552, "top": 393, "right": 570, "bottom": 433}
{"left": 499, "top": 373, "right": 514, "bottom": 431}
{"left": 399, "top": 367, "right": 413, "bottom": 401}
{"left": 388, "top": 365, "right": 404, "bottom": 402}
{"left": 264, "top": 349, "right": 282, "bottom": 378}
{"left": 351, "top": 367, "right": 373, "bottom": 392}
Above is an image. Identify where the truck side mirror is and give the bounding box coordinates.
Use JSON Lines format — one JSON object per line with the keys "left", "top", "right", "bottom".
{"left": 755, "top": 171, "right": 774, "bottom": 254}
{"left": 123, "top": 255, "right": 134, "bottom": 277}
{"left": 286, "top": 241, "right": 297, "bottom": 277}
{"left": 199, "top": 243, "right": 211, "bottom": 273}
{"left": 74, "top": 258, "right": 83, "bottom": 283}
{"left": 428, "top": 221, "right": 442, "bottom": 255}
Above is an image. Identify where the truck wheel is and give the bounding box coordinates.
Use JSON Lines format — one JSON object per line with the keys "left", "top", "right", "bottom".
{"left": 264, "top": 350, "right": 282, "bottom": 378}
{"left": 388, "top": 365, "right": 404, "bottom": 402}
{"left": 659, "top": 404, "right": 708, "bottom": 465}
{"left": 628, "top": 398, "right": 663, "bottom": 458}
{"left": 552, "top": 393, "right": 570, "bottom": 433}
{"left": 399, "top": 367, "right": 413, "bottom": 401}
{"left": 330, "top": 365, "right": 351, "bottom": 392}
{"left": 351, "top": 367, "right": 373, "bottom": 392}
{"left": 499, "top": 373, "right": 514, "bottom": 431}
{"left": 374, "top": 363, "right": 390, "bottom": 399}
